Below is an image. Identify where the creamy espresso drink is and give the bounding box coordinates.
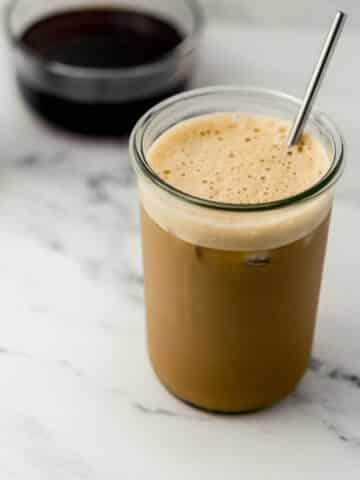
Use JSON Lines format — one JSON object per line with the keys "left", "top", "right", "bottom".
{"left": 135, "top": 111, "right": 335, "bottom": 412}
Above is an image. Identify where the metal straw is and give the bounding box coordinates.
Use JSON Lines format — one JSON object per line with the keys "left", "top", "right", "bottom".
{"left": 287, "top": 11, "right": 347, "bottom": 147}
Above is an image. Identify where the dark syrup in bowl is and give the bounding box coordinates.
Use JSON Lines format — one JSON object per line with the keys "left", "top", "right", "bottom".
{"left": 17, "top": 8, "right": 191, "bottom": 136}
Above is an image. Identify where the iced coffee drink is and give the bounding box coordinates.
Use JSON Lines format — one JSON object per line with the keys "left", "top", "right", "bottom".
{"left": 130, "top": 88, "right": 344, "bottom": 412}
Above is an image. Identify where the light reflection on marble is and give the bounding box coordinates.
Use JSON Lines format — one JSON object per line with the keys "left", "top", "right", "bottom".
{"left": 0, "top": 12, "right": 359, "bottom": 480}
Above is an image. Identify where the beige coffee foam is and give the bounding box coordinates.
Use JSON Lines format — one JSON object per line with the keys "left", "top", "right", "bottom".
{"left": 139, "top": 113, "right": 333, "bottom": 251}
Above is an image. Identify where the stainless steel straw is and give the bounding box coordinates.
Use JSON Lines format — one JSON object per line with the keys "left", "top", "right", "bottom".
{"left": 287, "top": 11, "right": 347, "bottom": 147}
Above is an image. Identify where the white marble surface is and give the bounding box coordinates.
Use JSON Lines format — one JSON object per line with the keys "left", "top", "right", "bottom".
{"left": 0, "top": 11, "right": 359, "bottom": 480}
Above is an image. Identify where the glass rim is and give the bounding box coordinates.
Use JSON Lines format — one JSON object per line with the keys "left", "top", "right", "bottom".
{"left": 130, "top": 85, "right": 345, "bottom": 213}
{"left": 4, "top": 0, "right": 204, "bottom": 79}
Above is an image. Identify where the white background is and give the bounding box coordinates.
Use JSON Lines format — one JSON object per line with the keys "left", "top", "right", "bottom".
{"left": 204, "top": 0, "right": 359, "bottom": 26}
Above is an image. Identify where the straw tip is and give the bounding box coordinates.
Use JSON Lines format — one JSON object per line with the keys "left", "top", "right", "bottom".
{"left": 337, "top": 10, "right": 348, "bottom": 20}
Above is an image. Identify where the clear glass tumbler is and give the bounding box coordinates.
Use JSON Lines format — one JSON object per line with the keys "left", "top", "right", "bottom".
{"left": 130, "top": 86, "right": 344, "bottom": 413}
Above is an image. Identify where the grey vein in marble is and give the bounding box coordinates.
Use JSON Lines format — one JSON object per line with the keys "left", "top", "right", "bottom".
{"left": 309, "top": 357, "right": 360, "bottom": 389}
